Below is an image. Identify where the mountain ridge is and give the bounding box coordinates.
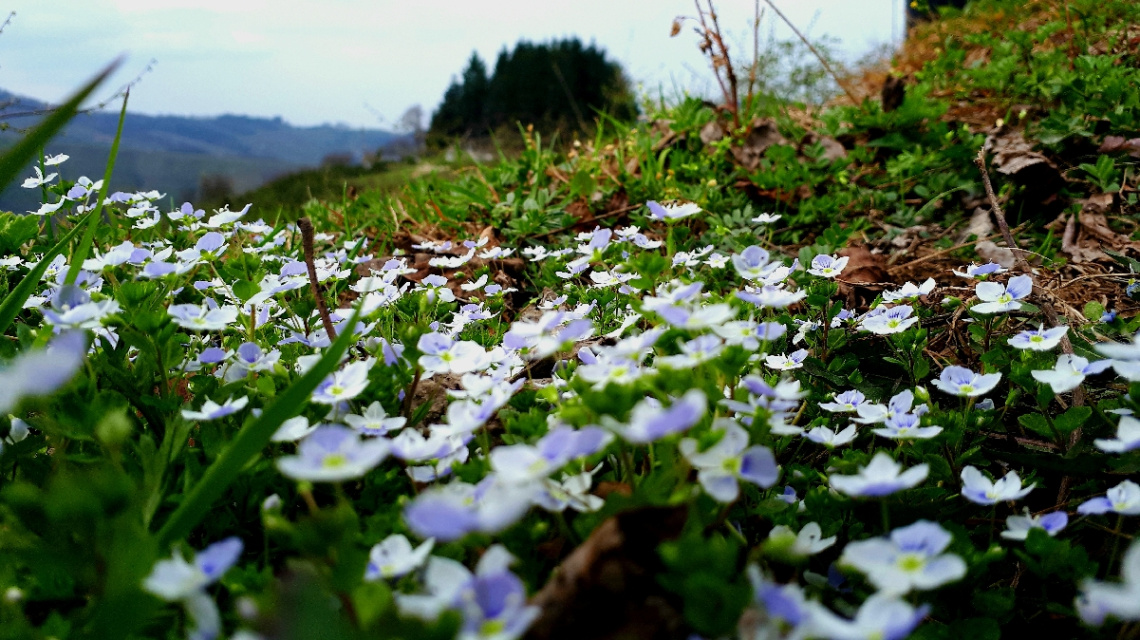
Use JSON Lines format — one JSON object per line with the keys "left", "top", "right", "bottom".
{"left": 0, "top": 88, "right": 411, "bottom": 213}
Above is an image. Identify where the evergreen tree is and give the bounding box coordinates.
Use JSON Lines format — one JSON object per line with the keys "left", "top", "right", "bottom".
{"left": 427, "top": 38, "right": 636, "bottom": 147}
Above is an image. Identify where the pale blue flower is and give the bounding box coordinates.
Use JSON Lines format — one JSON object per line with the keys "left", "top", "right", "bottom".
{"left": 1077, "top": 480, "right": 1140, "bottom": 516}
{"left": 807, "top": 254, "right": 848, "bottom": 278}
{"left": 829, "top": 452, "right": 928, "bottom": 497}
{"left": 0, "top": 330, "right": 87, "bottom": 414}
{"left": 960, "top": 466, "right": 1035, "bottom": 505}
{"left": 181, "top": 396, "right": 249, "bottom": 421}
{"left": 1008, "top": 325, "right": 1068, "bottom": 351}
{"left": 1001, "top": 508, "right": 1068, "bottom": 541}
{"left": 365, "top": 534, "right": 434, "bottom": 581}
{"left": 1095, "top": 415, "right": 1140, "bottom": 453}
{"left": 679, "top": 419, "right": 779, "bottom": 502}
{"left": 931, "top": 365, "right": 1001, "bottom": 397}
{"left": 646, "top": 199, "right": 701, "bottom": 221}
{"left": 806, "top": 592, "right": 929, "bottom": 640}
{"left": 1031, "top": 354, "right": 1112, "bottom": 393}
{"left": 972, "top": 274, "right": 1032, "bottom": 314}
{"left": 1077, "top": 539, "right": 1140, "bottom": 625}
{"left": 840, "top": 520, "right": 966, "bottom": 593}
{"left": 276, "top": 425, "right": 390, "bottom": 482}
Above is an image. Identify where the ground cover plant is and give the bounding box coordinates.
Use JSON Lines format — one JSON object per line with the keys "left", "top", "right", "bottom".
{"left": 2, "top": 1, "right": 1140, "bottom": 639}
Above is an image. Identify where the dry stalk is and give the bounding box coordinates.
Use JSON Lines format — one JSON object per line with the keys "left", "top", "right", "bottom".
{"left": 974, "top": 148, "right": 1085, "bottom": 504}
{"left": 682, "top": 0, "right": 741, "bottom": 128}
{"left": 297, "top": 217, "right": 338, "bottom": 341}
{"left": 759, "top": 0, "right": 860, "bottom": 105}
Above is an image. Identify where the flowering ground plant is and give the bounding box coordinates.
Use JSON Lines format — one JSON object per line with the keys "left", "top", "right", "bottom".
{"left": 5, "top": 2, "right": 1140, "bottom": 638}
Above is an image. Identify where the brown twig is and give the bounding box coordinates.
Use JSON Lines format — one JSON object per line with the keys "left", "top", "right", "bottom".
{"left": 975, "top": 147, "right": 1086, "bottom": 503}
{"left": 759, "top": 0, "right": 860, "bottom": 105}
{"left": 297, "top": 217, "right": 338, "bottom": 341}
{"left": 690, "top": 0, "right": 741, "bottom": 128}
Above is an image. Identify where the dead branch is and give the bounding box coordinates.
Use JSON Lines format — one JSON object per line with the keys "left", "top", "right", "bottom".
{"left": 759, "top": 0, "right": 860, "bottom": 105}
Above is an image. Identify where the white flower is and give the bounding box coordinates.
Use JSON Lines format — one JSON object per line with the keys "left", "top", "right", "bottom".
{"left": 311, "top": 361, "right": 372, "bottom": 404}
{"left": 805, "top": 425, "right": 858, "bottom": 448}
{"left": 345, "top": 400, "right": 406, "bottom": 436}
{"left": 829, "top": 452, "right": 928, "bottom": 497}
{"left": 882, "top": 278, "right": 936, "bottom": 302}
{"left": 646, "top": 200, "right": 701, "bottom": 221}
{"left": 1076, "top": 539, "right": 1140, "bottom": 625}
{"left": 1001, "top": 508, "right": 1068, "bottom": 541}
{"left": 840, "top": 520, "right": 966, "bottom": 594}
{"left": 766, "top": 522, "right": 836, "bottom": 558}
{"left": 365, "top": 534, "right": 434, "bottom": 580}
{"left": 1031, "top": 354, "right": 1112, "bottom": 393}
{"left": 959, "top": 466, "right": 1035, "bottom": 505}
{"left": 972, "top": 274, "right": 1032, "bottom": 314}
{"left": 1095, "top": 415, "right": 1140, "bottom": 454}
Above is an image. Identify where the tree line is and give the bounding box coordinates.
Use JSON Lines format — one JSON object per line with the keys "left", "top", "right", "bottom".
{"left": 427, "top": 38, "right": 637, "bottom": 147}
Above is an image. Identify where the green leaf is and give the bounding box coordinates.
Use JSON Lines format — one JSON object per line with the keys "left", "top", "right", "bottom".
{"left": 1017, "top": 413, "right": 1053, "bottom": 439}
{"left": 154, "top": 305, "right": 364, "bottom": 547}
{"left": 1054, "top": 406, "right": 1092, "bottom": 434}
{"left": 232, "top": 279, "right": 259, "bottom": 303}
{"left": 0, "top": 211, "right": 93, "bottom": 336}
{"left": 0, "top": 212, "right": 41, "bottom": 254}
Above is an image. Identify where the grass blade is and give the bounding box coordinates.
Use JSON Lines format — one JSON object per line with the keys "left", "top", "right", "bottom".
{"left": 64, "top": 89, "right": 129, "bottom": 286}
{"left": 155, "top": 306, "right": 363, "bottom": 547}
{"left": 0, "top": 212, "right": 92, "bottom": 335}
{"left": 0, "top": 59, "right": 120, "bottom": 191}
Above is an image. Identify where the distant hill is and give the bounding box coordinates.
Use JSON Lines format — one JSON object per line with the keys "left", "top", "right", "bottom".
{"left": 0, "top": 89, "right": 410, "bottom": 213}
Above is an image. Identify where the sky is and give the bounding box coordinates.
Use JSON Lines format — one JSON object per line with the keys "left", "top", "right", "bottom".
{"left": 0, "top": 0, "right": 902, "bottom": 130}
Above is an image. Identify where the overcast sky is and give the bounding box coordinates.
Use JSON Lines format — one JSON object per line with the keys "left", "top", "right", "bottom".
{"left": 1, "top": 0, "right": 901, "bottom": 130}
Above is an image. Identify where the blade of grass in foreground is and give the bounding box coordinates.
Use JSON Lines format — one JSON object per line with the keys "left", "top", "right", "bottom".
{"left": 0, "top": 59, "right": 120, "bottom": 192}
{"left": 155, "top": 306, "right": 363, "bottom": 548}
{"left": 63, "top": 89, "right": 129, "bottom": 286}
{"left": 0, "top": 211, "right": 92, "bottom": 336}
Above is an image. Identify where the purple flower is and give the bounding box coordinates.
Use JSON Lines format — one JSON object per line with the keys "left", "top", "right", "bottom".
{"left": 0, "top": 330, "right": 87, "bottom": 414}
{"left": 275, "top": 425, "right": 390, "bottom": 482}
{"left": 610, "top": 389, "right": 707, "bottom": 444}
